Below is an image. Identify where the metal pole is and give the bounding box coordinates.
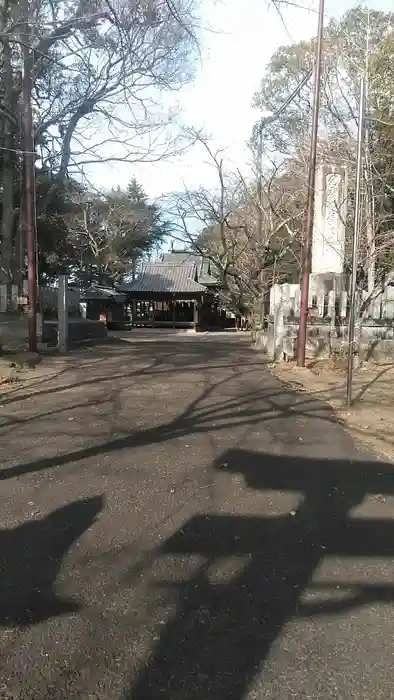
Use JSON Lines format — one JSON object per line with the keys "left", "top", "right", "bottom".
{"left": 297, "top": 0, "right": 325, "bottom": 366}
{"left": 346, "top": 76, "right": 365, "bottom": 407}
{"left": 257, "top": 125, "right": 263, "bottom": 243}
{"left": 257, "top": 124, "right": 264, "bottom": 322}
{"left": 23, "top": 20, "right": 37, "bottom": 353}
{"left": 257, "top": 121, "right": 264, "bottom": 243}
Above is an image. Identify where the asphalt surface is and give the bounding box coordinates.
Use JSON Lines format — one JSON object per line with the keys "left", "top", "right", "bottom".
{"left": 1, "top": 331, "right": 394, "bottom": 700}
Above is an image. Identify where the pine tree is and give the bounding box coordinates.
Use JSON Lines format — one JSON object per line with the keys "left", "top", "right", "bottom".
{"left": 126, "top": 178, "right": 147, "bottom": 206}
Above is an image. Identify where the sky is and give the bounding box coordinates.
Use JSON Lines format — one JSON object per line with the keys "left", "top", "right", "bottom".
{"left": 84, "top": 0, "right": 391, "bottom": 199}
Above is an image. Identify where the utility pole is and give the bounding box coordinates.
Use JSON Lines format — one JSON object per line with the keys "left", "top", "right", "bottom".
{"left": 23, "top": 17, "right": 37, "bottom": 352}
{"left": 297, "top": 0, "right": 325, "bottom": 367}
{"left": 346, "top": 77, "right": 366, "bottom": 407}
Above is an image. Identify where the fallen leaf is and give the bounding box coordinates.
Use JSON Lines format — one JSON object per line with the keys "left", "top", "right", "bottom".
{"left": 373, "top": 494, "right": 386, "bottom": 503}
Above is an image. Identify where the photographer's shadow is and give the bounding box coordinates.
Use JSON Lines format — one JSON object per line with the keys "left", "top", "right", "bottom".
{"left": 0, "top": 495, "right": 103, "bottom": 627}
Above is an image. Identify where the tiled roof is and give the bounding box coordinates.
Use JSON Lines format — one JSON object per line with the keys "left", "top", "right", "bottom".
{"left": 161, "top": 251, "right": 219, "bottom": 286}
{"left": 161, "top": 251, "right": 203, "bottom": 269}
{"left": 199, "top": 272, "right": 219, "bottom": 286}
{"left": 117, "top": 263, "right": 206, "bottom": 294}
{"left": 81, "top": 286, "right": 126, "bottom": 302}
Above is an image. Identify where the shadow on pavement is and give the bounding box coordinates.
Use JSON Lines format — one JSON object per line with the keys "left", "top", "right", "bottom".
{"left": 0, "top": 338, "right": 248, "bottom": 409}
{"left": 0, "top": 374, "right": 341, "bottom": 482}
{"left": 127, "top": 449, "right": 394, "bottom": 700}
{"left": 0, "top": 495, "right": 104, "bottom": 627}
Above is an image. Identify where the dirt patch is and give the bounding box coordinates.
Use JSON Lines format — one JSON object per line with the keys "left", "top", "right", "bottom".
{"left": 0, "top": 352, "right": 66, "bottom": 398}
{"left": 271, "top": 359, "right": 394, "bottom": 462}
{"left": 0, "top": 351, "right": 44, "bottom": 386}
{"left": 0, "top": 351, "right": 42, "bottom": 369}
{"left": 0, "top": 339, "right": 117, "bottom": 396}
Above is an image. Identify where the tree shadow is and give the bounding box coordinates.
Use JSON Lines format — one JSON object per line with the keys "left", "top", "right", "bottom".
{"left": 353, "top": 363, "right": 394, "bottom": 403}
{"left": 0, "top": 330, "right": 347, "bottom": 483}
{"left": 126, "top": 449, "right": 394, "bottom": 700}
{"left": 0, "top": 379, "right": 341, "bottom": 481}
{"left": 0, "top": 495, "right": 104, "bottom": 627}
{"left": 0, "top": 351, "right": 173, "bottom": 408}
{"left": 0, "top": 338, "right": 259, "bottom": 409}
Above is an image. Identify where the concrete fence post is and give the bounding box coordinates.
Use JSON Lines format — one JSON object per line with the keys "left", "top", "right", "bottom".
{"left": 58, "top": 274, "right": 68, "bottom": 352}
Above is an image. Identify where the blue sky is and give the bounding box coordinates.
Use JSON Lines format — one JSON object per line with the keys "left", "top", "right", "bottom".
{"left": 87, "top": 0, "right": 391, "bottom": 198}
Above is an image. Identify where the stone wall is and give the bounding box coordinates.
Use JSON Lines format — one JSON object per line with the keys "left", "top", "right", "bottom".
{"left": 43, "top": 319, "right": 108, "bottom": 346}
{"left": 255, "top": 281, "right": 394, "bottom": 362}
{"left": 0, "top": 283, "right": 81, "bottom": 351}
{"left": 256, "top": 319, "right": 394, "bottom": 362}
{"left": 0, "top": 314, "right": 28, "bottom": 351}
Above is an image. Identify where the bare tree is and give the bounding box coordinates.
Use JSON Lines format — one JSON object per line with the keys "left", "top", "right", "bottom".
{"left": 0, "top": 0, "right": 201, "bottom": 282}
{"left": 26, "top": 0, "right": 199, "bottom": 172}
{"left": 252, "top": 6, "right": 394, "bottom": 315}
{"left": 29, "top": 0, "right": 201, "bottom": 177}
{"left": 165, "top": 132, "right": 303, "bottom": 315}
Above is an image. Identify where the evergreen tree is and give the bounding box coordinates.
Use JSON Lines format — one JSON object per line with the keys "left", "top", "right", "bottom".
{"left": 67, "top": 179, "right": 169, "bottom": 286}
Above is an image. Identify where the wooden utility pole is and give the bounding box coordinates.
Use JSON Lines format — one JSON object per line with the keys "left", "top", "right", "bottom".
{"left": 23, "top": 19, "right": 37, "bottom": 352}
{"left": 297, "top": 0, "right": 325, "bottom": 367}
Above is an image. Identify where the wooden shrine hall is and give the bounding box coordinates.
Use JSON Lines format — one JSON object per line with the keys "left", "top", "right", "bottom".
{"left": 117, "top": 260, "right": 231, "bottom": 331}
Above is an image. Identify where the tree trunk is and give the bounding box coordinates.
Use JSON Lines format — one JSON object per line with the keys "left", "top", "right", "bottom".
{"left": 15, "top": 160, "right": 26, "bottom": 292}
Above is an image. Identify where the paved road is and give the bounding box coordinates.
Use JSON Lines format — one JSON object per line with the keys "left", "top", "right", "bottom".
{"left": 1, "top": 332, "right": 394, "bottom": 700}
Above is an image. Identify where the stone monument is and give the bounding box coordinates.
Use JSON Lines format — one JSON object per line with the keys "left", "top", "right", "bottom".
{"left": 311, "top": 162, "right": 348, "bottom": 295}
